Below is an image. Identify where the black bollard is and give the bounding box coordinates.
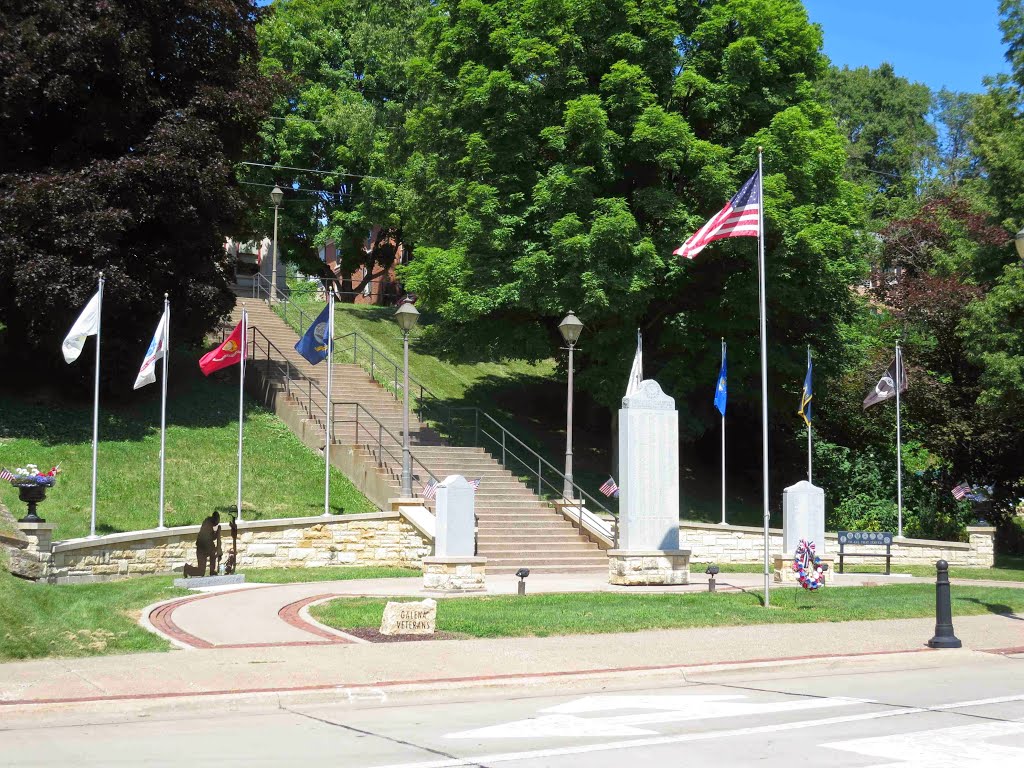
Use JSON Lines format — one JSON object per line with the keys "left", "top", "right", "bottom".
{"left": 927, "top": 559, "right": 962, "bottom": 648}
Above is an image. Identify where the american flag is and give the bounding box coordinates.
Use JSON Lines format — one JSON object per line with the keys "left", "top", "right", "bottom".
{"left": 951, "top": 482, "right": 971, "bottom": 500}
{"left": 0, "top": 468, "right": 15, "bottom": 482}
{"left": 674, "top": 169, "right": 761, "bottom": 260}
{"left": 599, "top": 477, "right": 619, "bottom": 498}
{"left": 469, "top": 478, "right": 481, "bottom": 491}
{"left": 421, "top": 478, "right": 439, "bottom": 500}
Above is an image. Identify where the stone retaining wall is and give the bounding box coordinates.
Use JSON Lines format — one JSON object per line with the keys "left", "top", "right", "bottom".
{"left": 678, "top": 522, "right": 995, "bottom": 568}
{"left": 20, "top": 511, "right": 432, "bottom": 583}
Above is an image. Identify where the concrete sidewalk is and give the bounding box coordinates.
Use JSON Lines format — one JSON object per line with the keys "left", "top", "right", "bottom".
{"left": 147, "top": 569, "right": 1021, "bottom": 650}
{"left": 1, "top": 613, "right": 1021, "bottom": 708}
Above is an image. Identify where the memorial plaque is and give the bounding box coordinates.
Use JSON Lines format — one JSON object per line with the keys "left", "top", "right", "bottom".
{"left": 436, "top": 475, "right": 475, "bottom": 557}
{"left": 618, "top": 380, "right": 680, "bottom": 552}
{"left": 379, "top": 598, "right": 437, "bottom": 636}
{"left": 782, "top": 480, "right": 826, "bottom": 555}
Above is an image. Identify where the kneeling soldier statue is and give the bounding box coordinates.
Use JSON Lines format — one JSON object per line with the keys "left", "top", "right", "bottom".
{"left": 183, "top": 511, "right": 222, "bottom": 578}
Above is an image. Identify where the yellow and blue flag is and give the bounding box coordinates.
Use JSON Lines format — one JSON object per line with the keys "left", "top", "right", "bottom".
{"left": 295, "top": 304, "right": 331, "bottom": 365}
{"left": 799, "top": 348, "right": 813, "bottom": 426}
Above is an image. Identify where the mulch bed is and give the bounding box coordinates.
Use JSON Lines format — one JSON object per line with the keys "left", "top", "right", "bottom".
{"left": 342, "top": 627, "right": 465, "bottom": 643}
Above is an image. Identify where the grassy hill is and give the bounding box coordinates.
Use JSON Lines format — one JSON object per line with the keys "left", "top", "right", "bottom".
{"left": 0, "top": 348, "right": 374, "bottom": 539}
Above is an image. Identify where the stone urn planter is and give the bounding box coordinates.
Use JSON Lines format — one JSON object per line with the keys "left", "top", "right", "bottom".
{"left": 16, "top": 483, "right": 47, "bottom": 523}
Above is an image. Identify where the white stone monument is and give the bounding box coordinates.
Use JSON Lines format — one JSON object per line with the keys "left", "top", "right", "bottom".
{"left": 774, "top": 480, "right": 833, "bottom": 583}
{"left": 422, "top": 474, "right": 486, "bottom": 592}
{"left": 608, "top": 380, "right": 690, "bottom": 585}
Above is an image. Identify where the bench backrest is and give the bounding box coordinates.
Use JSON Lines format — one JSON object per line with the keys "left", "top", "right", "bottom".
{"left": 838, "top": 531, "right": 894, "bottom": 548}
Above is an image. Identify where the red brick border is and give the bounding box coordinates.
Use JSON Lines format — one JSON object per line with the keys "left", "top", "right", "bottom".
{"left": 148, "top": 595, "right": 218, "bottom": 649}
{"left": 278, "top": 594, "right": 352, "bottom": 642}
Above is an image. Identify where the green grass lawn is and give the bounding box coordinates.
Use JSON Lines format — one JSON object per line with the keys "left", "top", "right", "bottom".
{"left": 0, "top": 349, "right": 375, "bottom": 539}
{"left": 696, "top": 556, "right": 1024, "bottom": 581}
{"left": 0, "top": 558, "right": 187, "bottom": 661}
{"left": 311, "top": 584, "right": 1024, "bottom": 639}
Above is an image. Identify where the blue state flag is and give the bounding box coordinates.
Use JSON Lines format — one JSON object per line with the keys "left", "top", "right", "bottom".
{"left": 714, "top": 345, "right": 727, "bottom": 416}
{"left": 295, "top": 305, "right": 331, "bottom": 365}
{"left": 799, "top": 350, "right": 813, "bottom": 426}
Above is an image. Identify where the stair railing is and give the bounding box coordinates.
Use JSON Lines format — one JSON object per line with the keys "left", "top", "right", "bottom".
{"left": 244, "top": 325, "right": 439, "bottom": 497}
{"left": 247, "top": 275, "right": 616, "bottom": 542}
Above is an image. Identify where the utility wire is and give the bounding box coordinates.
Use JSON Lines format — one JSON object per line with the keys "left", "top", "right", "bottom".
{"left": 240, "top": 161, "right": 386, "bottom": 181}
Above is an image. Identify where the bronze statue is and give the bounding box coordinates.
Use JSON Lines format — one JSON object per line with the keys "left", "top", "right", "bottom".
{"left": 222, "top": 514, "right": 238, "bottom": 575}
{"left": 182, "top": 511, "right": 222, "bottom": 578}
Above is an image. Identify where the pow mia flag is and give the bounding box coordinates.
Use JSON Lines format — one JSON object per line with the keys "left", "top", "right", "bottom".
{"left": 862, "top": 353, "right": 908, "bottom": 409}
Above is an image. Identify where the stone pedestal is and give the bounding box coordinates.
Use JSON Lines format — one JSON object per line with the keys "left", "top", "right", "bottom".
{"left": 773, "top": 553, "right": 836, "bottom": 584}
{"left": 783, "top": 481, "right": 826, "bottom": 555}
{"left": 13, "top": 522, "right": 55, "bottom": 580}
{"left": 422, "top": 556, "right": 487, "bottom": 592}
{"left": 617, "top": 380, "right": 680, "bottom": 552}
{"left": 608, "top": 549, "right": 690, "bottom": 586}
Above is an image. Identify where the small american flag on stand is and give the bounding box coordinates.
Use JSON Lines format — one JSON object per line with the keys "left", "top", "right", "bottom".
{"left": 674, "top": 169, "right": 761, "bottom": 260}
{"left": 0, "top": 468, "right": 15, "bottom": 482}
{"left": 469, "top": 478, "right": 481, "bottom": 491}
{"left": 599, "top": 477, "right": 619, "bottom": 498}
{"left": 951, "top": 482, "right": 971, "bottom": 500}
{"left": 422, "top": 478, "right": 439, "bottom": 500}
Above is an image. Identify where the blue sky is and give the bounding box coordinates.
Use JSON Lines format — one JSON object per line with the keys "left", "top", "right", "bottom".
{"left": 803, "top": 0, "right": 1009, "bottom": 93}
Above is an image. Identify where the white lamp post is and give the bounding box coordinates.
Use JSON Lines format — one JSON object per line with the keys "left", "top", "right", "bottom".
{"left": 558, "top": 311, "right": 584, "bottom": 499}
{"left": 270, "top": 186, "right": 283, "bottom": 302}
{"left": 395, "top": 301, "right": 420, "bottom": 497}
{"left": 1015, "top": 227, "right": 1024, "bottom": 261}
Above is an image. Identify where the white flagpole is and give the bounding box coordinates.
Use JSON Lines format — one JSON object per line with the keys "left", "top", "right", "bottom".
{"left": 89, "top": 273, "right": 104, "bottom": 538}
{"left": 807, "top": 346, "right": 813, "bottom": 484}
{"left": 158, "top": 294, "right": 170, "bottom": 529}
{"left": 895, "top": 343, "right": 903, "bottom": 537}
{"left": 756, "top": 148, "right": 771, "bottom": 607}
{"left": 324, "top": 292, "right": 334, "bottom": 516}
{"left": 721, "top": 338, "right": 727, "bottom": 526}
{"left": 236, "top": 307, "right": 246, "bottom": 522}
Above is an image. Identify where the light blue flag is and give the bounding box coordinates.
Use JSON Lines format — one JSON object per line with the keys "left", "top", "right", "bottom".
{"left": 714, "top": 343, "right": 727, "bottom": 416}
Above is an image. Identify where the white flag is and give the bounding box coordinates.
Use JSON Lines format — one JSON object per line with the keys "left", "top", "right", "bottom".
{"left": 62, "top": 292, "right": 101, "bottom": 364}
{"left": 624, "top": 329, "right": 643, "bottom": 398}
{"left": 133, "top": 309, "right": 169, "bottom": 389}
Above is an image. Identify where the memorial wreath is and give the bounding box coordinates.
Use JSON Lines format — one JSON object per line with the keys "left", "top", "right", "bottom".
{"left": 793, "top": 538, "right": 826, "bottom": 590}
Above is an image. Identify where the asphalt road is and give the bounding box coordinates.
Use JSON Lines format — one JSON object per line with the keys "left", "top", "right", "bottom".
{"left": 2, "top": 649, "right": 1023, "bottom": 767}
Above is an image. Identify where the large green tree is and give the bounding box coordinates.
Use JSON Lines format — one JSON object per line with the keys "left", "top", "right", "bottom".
{"left": 397, "top": 0, "right": 864, "bottom": 465}
{"left": 0, "top": 0, "right": 270, "bottom": 389}
{"left": 245, "top": 0, "right": 427, "bottom": 283}
{"left": 818, "top": 63, "right": 935, "bottom": 220}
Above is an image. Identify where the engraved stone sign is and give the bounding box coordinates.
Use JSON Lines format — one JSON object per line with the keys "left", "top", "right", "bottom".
{"left": 618, "top": 380, "right": 681, "bottom": 551}
{"left": 379, "top": 598, "right": 437, "bottom": 636}
{"left": 436, "top": 475, "right": 475, "bottom": 557}
{"left": 782, "top": 480, "right": 826, "bottom": 555}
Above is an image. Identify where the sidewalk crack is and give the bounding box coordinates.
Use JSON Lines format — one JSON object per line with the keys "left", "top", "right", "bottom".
{"left": 279, "top": 702, "right": 488, "bottom": 767}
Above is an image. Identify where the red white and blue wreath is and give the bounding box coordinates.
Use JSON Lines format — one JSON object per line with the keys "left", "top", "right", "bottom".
{"left": 793, "top": 538, "right": 826, "bottom": 590}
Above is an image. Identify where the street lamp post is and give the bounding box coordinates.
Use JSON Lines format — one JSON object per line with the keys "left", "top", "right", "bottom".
{"left": 395, "top": 302, "right": 420, "bottom": 498}
{"left": 558, "top": 311, "right": 584, "bottom": 499}
{"left": 1015, "top": 227, "right": 1024, "bottom": 261}
{"left": 270, "top": 186, "right": 283, "bottom": 302}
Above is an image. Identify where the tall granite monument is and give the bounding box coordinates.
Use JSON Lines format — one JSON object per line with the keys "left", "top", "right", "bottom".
{"left": 608, "top": 380, "right": 690, "bottom": 585}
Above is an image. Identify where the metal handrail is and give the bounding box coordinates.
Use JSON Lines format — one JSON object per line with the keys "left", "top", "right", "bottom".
{"left": 247, "top": 274, "right": 615, "bottom": 534}
{"left": 244, "top": 325, "right": 440, "bottom": 496}
{"left": 252, "top": 273, "right": 438, "bottom": 409}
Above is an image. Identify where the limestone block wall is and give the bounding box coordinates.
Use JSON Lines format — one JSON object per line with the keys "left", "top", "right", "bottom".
{"left": 30, "top": 512, "right": 431, "bottom": 583}
{"left": 678, "top": 522, "right": 995, "bottom": 568}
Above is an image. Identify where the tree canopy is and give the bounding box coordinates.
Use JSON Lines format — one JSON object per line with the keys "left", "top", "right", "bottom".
{"left": 0, "top": 0, "right": 271, "bottom": 389}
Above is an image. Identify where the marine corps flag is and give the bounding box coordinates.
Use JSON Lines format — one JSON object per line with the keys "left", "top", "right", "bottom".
{"left": 863, "top": 355, "right": 908, "bottom": 409}
{"left": 199, "top": 318, "right": 245, "bottom": 375}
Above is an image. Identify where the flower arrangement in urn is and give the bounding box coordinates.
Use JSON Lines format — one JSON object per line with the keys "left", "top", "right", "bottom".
{"left": 2, "top": 464, "right": 61, "bottom": 487}
{"left": 2, "top": 464, "right": 61, "bottom": 523}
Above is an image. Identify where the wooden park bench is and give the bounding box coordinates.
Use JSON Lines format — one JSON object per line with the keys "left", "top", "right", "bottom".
{"left": 837, "top": 530, "right": 894, "bottom": 574}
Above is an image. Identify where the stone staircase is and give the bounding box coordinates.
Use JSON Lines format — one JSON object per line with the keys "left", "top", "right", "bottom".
{"left": 231, "top": 296, "right": 608, "bottom": 574}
